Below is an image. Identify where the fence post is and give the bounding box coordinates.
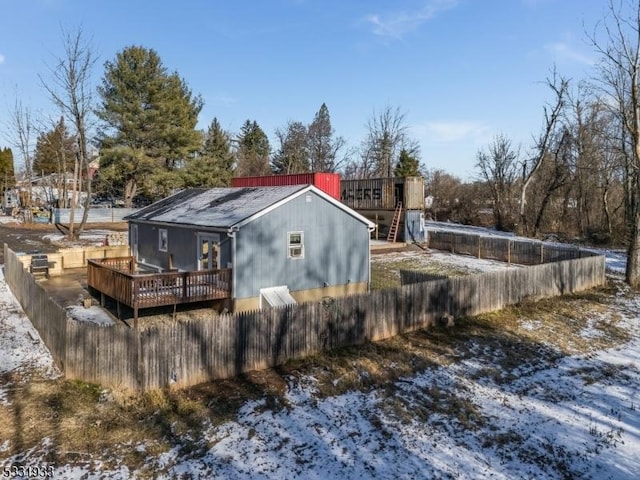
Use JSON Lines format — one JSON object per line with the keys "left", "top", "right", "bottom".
{"left": 507, "top": 240, "right": 511, "bottom": 265}
{"left": 477, "top": 235, "right": 481, "bottom": 259}
{"left": 540, "top": 244, "right": 544, "bottom": 264}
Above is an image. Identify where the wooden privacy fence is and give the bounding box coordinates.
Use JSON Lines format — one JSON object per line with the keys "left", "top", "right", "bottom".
{"left": 3, "top": 238, "right": 606, "bottom": 391}
{"left": 426, "top": 230, "right": 589, "bottom": 265}
{"left": 400, "top": 270, "right": 448, "bottom": 285}
{"left": 4, "top": 245, "right": 140, "bottom": 385}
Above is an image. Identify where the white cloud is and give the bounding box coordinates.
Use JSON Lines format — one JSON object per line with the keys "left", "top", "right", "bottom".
{"left": 0, "top": 54, "right": 5, "bottom": 65}
{"left": 413, "top": 120, "right": 492, "bottom": 144}
{"left": 365, "top": 0, "right": 458, "bottom": 39}
{"left": 546, "top": 42, "right": 594, "bottom": 66}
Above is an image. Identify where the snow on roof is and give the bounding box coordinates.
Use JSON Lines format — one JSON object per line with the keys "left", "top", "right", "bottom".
{"left": 124, "top": 185, "right": 309, "bottom": 228}
{"left": 125, "top": 185, "right": 375, "bottom": 230}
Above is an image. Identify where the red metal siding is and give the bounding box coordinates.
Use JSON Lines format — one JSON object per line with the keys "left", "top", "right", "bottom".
{"left": 231, "top": 173, "right": 341, "bottom": 200}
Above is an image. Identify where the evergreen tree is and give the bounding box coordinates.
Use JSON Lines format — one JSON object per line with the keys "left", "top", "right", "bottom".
{"left": 183, "top": 118, "right": 235, "bottom": 187}
{"left": 271, "top": 121, "right": 309, "bottom": 174}
{"left": 393, "top": 148, "right": 421, "bottom": 177}
{"left": 33, "top": 117, "right": 76, "bottom": 176}
{"left": 307, "top": 103, "right": 345, "bottom": 172}
{"left": 96, "top": 45, "right": 203, "bottom": 205}
{"left": 0, "top": 147, "right": 15, "bottom": 192}
{"left": 234, "top": 120, "right": 271, "bottom": 177}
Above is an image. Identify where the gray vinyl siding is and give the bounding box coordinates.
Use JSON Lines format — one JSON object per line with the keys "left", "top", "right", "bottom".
{"left": 233, "top": 191, "right": 370, "bottom": 299}
{"left": 131, "top": 223, "right": 231, "bottom": 272}
{"left": 133, "top": 223, "right": 164, "bottom": 268}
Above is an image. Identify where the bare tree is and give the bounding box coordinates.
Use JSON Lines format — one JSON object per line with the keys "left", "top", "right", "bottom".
{"left": 424, "top": 168, "right": 490, "bottom": 224}
{"left": 529, "top": 128, "right": 572, "bottom": 236}
{"left": 589, "top": 0, "right": 640, "bottom": 286}
{"left": 7, "top": 96, "right": 34, "bottom": 208}
{"left": 517, "top": 71, "right": 570, "bottom": 236}
{"left": 360, "top": 105, "right": 416, "bottom": 178}
{"left": 475, "top": 134, "right": 519, "bottom": 231}
{"left": 40, "top": 27, "right": 97, "bottom": 238}
{"left": 567, "top": 88, "right": 624, "bottom": 243}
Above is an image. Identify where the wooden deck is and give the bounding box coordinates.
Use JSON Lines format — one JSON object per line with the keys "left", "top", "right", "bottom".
{"left": 87, "top": 256, "right": 231, "bottom": 324}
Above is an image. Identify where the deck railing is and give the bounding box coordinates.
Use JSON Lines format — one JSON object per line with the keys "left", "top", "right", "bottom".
{"left": 87, "top": 256, "right": 231, "bottom": 323}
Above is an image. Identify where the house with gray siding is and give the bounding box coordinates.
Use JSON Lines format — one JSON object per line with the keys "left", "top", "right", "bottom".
{"left": 124, "top": 185, "right": 375, "bottom": 312}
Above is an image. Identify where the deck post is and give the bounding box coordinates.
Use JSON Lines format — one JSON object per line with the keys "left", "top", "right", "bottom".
{"left": 182, "top": 272, "right": 187, "bottom": 300}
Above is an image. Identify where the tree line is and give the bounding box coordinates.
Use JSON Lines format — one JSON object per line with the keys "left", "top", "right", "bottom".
{"left": 428, "top": 73, "right": 624, "bottom": 247}
{"left": 3, "top": 36, "right": 423, "bottom": 224}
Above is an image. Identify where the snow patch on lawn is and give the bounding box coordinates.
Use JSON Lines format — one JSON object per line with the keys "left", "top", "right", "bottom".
{"left": 0, "top": 270, "right": 59, "bottom": 379}
{"left": 66, "top": 305, "right": 116, "bottom": 326}
{"left": 372, "top": 249, "right": 521, "bottom": 275}
{"left": 0, "top": 269, "right": 61, "bottom": 405}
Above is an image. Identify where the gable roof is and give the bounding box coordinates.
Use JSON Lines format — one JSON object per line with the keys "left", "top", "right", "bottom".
{"left": 124, "top": 185, "right": 375, "bottom": 230}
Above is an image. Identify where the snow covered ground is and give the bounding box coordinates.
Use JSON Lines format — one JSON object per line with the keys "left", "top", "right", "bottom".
{"left": 0, "top": 222, "right": 638, "bottom": 478}
{"left": 426, "top": 220, "right": 628, "bottom": 275}
{"left": 0, "top": 269, "right": 61, "bottom": 407}
{"left": 171, "top": 317, "right": 640, "bottom": 479}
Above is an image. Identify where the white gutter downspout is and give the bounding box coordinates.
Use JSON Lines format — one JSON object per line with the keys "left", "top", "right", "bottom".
{"left": 227, "top": 226, "right": 240, "bottom": 301}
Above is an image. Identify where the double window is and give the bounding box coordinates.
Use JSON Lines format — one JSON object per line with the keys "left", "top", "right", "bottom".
{"left": 288, "top": 231, "right": 304, "bottom": 259}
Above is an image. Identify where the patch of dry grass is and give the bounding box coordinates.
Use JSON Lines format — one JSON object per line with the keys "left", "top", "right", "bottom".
{"left": 475, "top": 285, "right": 631, "bottom": 356}
{"left": 0, "top": 374, "right": 283, "bottom": 472}
{"left": 370, "top": 254, "right": 469, "bottom": 290}
{"left": 379, "top": 383, "right": 487, "bottom": 431}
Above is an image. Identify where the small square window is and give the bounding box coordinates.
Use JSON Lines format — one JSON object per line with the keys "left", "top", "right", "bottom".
{"left": 288, "top": 231, "right": 304, "bottom": 259}
{"left": 159, "top": 229, "right": 168, "bottom": 252}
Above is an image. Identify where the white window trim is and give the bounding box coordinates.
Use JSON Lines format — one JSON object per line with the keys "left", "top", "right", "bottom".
{"left": 159, "top": 228, "right": 168, "bottom": 252}
{"left": 287, "top": 231, "right": 304, "bottom": 259}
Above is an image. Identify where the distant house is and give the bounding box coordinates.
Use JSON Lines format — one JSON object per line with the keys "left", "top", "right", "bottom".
{"left": 124, "top": 185, "right": 375, "bottom": 312}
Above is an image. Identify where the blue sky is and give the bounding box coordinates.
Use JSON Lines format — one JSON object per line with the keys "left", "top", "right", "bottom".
{"left": 0, "top": 0, "right": 607, "bottom": 180}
